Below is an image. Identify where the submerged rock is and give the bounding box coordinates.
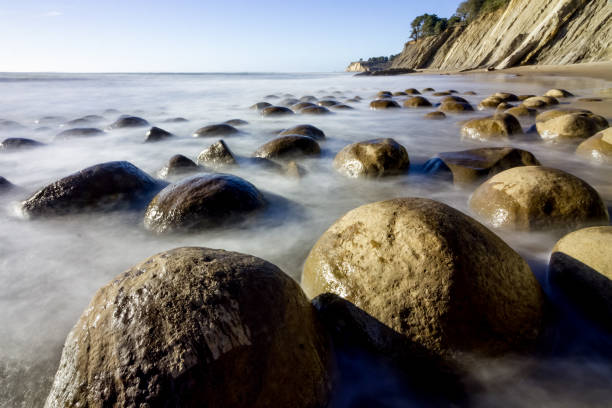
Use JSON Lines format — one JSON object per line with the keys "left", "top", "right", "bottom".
{"left": 469, "top": 166, "right": 609, "bottom": 231}
{"left": 158, "top": 154, "right": 202, "bottom": 179}
{"left": 21, "top": 161, "right": 163, "bottom": 217}
{"left": 223, "top": 118, "right": 248, "bottom": 126}
{"left": 291, "top": 102, "right": 317, "bottom": 111}
{"left": 0, "top": 176, "right": 15, "bottom": 193}
{"left": 478, "top": 96, "right": 503, "bottom": 109}
{"left": 302, "top": 197, "right": 545, "bottom": 358}
{"left": 279, "top": 124, "right": 325, "bottom": 140}
{"left": 403, "top": 96, "right": 432, "bottom": 108}
{"left": 548, "top": 226, "right": 612, "bottom": 330}
{"left": 108, "top": 116, "right": 150, "bottom": 129}
{"left": 505, "top": 105, "right": 536, "bottom": 118}
{"left": 250, "top": 102, "right": 272, "bottom": 110}
{"left": 492, "top": 92, "right": 519, "bottom": 102}
{"left": 426, "top": 147, "right": 540, "bottom": 185}
{"left": 331, "top": 104, "right": 354, "bottom": 110}
{"left": 193, "top": 124, "right": 239, "bottom": 137}
{"left": 545, "top": 89, "right": 573, "bottom": 98}
{"left": 163, "top": 117, "right": 189, "bottom": 123}
{"left": 405, "top": 88, "right": 421, "bottom": 95}
{"left": 576, "top": 127, "right": 612, "bottom": 163}
{"left": 144, "top": 126, "right": 174, "bottom": 143}
{"left": 300, "top": 106, "right": 332, "bottom": 115}
{"left": 369, "top": 100, "right": 400, "bottom": 110}
{"left": 424, "top": 111, "right": 446, "bottom": 120}
{"left": 65, "top": 115, "right": 104, "bottom": 126}
{"left": 44, "top": 247, "right": 332, "bottom": 408}
{"left": 261, "top": 106, "right": 294, "bottom": 117}
{"left": 461, "top": 113, "right": 523, "bottom": 141}
{"left": 536, "top": 112, "right": 608, "bottom": 142}
{"left": 0, "top": 137, "right": 45, "bottom": 151}
{"left": 376, "top": 91, "right": 392, "bottom": 98}
{"left": 333, "top": 138, "right": 409, "bottom": 178}
{"left": 439, "top": 100, "right": 474, "bottom": 113}
{"left": 55, "top": 128, "right": 104, "bottom": 140}
{"left": 197, "top": 140, "right": 237, "bottom": 169}
{"left": 144, "top": 174, "right": 266, "bottom": 233}
{"left": 317, "top": 100, "right": 338, "bottom": 107}
{"left": 522, "top": 96, "right": 559, "bottom": 109}
{"left": 254, "top": 135, "right": 320, "bottom": 160}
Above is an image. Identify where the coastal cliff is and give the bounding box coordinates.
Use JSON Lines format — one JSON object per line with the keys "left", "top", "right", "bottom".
{"left": 346, "top": 60, "right": 391, "bottom": 72}
{"left": 356, "top": 0, "right": 612, "bottom": 72}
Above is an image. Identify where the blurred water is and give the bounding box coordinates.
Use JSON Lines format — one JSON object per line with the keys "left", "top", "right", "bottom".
{"left": 0, "top": 72, "right": 610, "bottom": 407}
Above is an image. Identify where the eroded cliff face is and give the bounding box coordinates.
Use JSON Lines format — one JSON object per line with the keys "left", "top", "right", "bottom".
{"left": 389, "top": 0, "right": 612, "bottom": 71}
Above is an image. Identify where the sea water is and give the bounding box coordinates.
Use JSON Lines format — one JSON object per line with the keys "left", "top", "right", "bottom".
{"left": 0, "top": 72, "right": 610, "bottom": 407}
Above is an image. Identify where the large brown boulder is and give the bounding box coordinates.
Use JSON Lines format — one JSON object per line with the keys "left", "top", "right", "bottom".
{"left": 460, "top": 113, "right": 523, "bottom": 142}
{"left": 427, "top": 147, "right": 540, "bottom": 185}
{"left": 197, "top": 140, "right": 237, "bottom": 169}
{"left": 333, "top": 138, "right": 409, "bottom": 178}
{"left": 369, "top": 100, "right": 400, "bottom": 110}
{"left": 302, "top": 198, "right": 545, "bottom": 358}
{"left": 253, "top": 136, "right": 320, "bottom": 160}
{"left": 548, "top": 227, "right": 612, "bottom": 329}
{"left": 477, "top": 96, "right": 503, "bottom": 110}
{"left": 44, "top": 247, "right": 332, "bottom": 408}
{"left": 536, "top": 112, "right": 608, "bottom": 142}
{"left": 158, "top": 154, "right": 203, "bottom": 179}
{"left": 403, "top": 96, "right": 432, "bottom": 108}
{"left": 279, "top": 124, "right": 325, "bottom": 140}
{"left": 193, "top": 124, "right": 239, "bottom": 137}
{"left": 108, "top": 115, "right": 149, "bottom": 129}
{"left": 144, "top": 174, "right": 266, "bottom": 233}
{"left": 576, "top": 127, "right": 612, "bottom": 163}
{"left": 521, "top": 96, "right": 559, "bottom": 109}
{"left": 505, "top": 106, "right": 536, "bottom": 118}
{"left": 21, "top": 161, "right": 163, "bottom": 217}
{"left": 469, "top": 166, "right": 609, "bottom": 231}
{"left": 144, "top": 126, "right": 174, "bottom": 143}
{"left": 439, "top": 101, "right": 474, "bottom": 113}
{"left": 545, "top": 89, "right": 573, "bottom": 98}
{"left": 261, "top": 106, "right": 294, "bottom": 117}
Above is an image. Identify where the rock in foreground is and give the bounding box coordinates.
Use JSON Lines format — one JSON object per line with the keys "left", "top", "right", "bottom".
{"left": 576, "top": 127, "right": 612, "bottom": 163}
{"left": 333, "top": 138, "right": 409, "bottom": 178}
{"left": 302, "top": 198, "right": 545, "bottom": 358}
{"left": 45, "top": 247, "right": 332, "bottom": 408}
{"left": 461, "top": 114, "right": 523, "bottom": 142}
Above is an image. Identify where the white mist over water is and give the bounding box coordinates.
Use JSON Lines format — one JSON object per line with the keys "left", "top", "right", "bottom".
{"left": 0, "top": 72, "right": 610, "bottom": 407}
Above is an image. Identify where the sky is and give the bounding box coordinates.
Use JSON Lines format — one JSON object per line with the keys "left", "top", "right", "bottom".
{"left": 0, "top": 0, "right": 460, "bottom": 72}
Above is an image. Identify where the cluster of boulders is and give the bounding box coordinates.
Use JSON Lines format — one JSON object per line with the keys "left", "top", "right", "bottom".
{"left": 250, "top": 93, "right": 358, "bottom": 116}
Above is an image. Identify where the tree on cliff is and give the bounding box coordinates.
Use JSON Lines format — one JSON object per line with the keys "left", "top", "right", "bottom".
{"left": 457, "top": 0, "right": 510, "bottom": 22}
{"left": 410, "top": 14, "right": 449, "bottom": 41}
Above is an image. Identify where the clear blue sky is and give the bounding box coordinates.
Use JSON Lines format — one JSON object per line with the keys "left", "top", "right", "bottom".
{"left": 0, "top": 0, "right": 460, "bottom": 72}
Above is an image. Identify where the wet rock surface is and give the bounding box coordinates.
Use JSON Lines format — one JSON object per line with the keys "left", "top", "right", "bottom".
{"left": 193, "top": 123, "right": 239, "bottom": 137}
{"left": 144, "top": 174, "right": 266, "bottom": 233}
{"left": 108, "top": 115, "right": 150, "bottom": 129}
{"left": 403, "top": 96, "right": 432, "bottom": 108}
{"left": 369, "top": 100, "right": 400, "bottom": 110}
{"left": 536, "top": 112, "right": 608, "bottom": 142}
{"left": 576, "top": 127, "right": 612, "bottom": 163}
{"left": 253, "top": 135, "right": 321, "bottom": 160}
{"left": 261, "top": 106, "right": 294, "bottom": 117}
{"left": 333, "top": 138, "right": 409, "bottom": 178}
{"left": 55, "top": 128, "right": 104, "bottom": 140}
{"left": 0, "top": 138, "right": 45, "bottom": 151}
{"left": 197, "top": 140, "right": 237, "bottom": 169}
{"left": 461, "top": 113, "right": 523, "bottom": 141}
{"left": 144, "top": 126, "right": 174, "bottom": 143}
{"left": 44, "top": 247, "right": 332, "bottom": 408}
{"left": 279, "top": 124, "right": 325, "bottom": 140}
{"left": 158, "top": 154, "right": 203, "bottom": 179}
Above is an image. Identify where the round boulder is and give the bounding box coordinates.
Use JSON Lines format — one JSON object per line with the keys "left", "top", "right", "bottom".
{"left": 0, "top": 137, "right": 45, "bottom": 152}
{"left": 253, "top": 135, "right": 321, "bottom": 160}
{"left": 405, "top": 88, "right": 421, "bottom": 95}
{"left": 461, "top": 113, "right": 523, "bottom": 142}
{"left": 492, "top": 92, "right": 519, "bottom": 102}
{"left": 317, "top": 100, "right": 338, "bottom": 107}
{"left": 21, "top": 161, "right": 163, "bottom": 217}
{"left": 44, "top": 247, "right": 332, "bottom": 408}
{"left": 193, "top": 124, "right": 239, "bottom": 137}
{"left": 224, "top": 119, "right": 249, "bottom": 126}
{"left": 439, "top": 101, "right": 474, "bottom": 113}
{"left": 261, "top": 106, "right": 294, "bottom": 117}
{"left": 478, "top": 96, "right": 503, "bottom": 110}
{"left": 424, "top": 111, "right": 446, "bottom": 120}
{"left": 197, "top": 140, "right": 237, "bottom": 169}
{"left": 250, "top": 102, "right": 272, "bottom": 110}
{"left": 522, "top": 96, "right": 559, "bottom": 109}
{"left": 144, "top": 126, "right": 174, "bottom": 143}
{"left": 545, "top": 89, "right": 573, "bottom": 98}
{"left": 548, "top": 227, "right": 612, "bottom": 329}
{"left": 469, "top": 166, "right": 609, "bottom": 231}
{"left": 291, "top": 102, "right": 317, "bottom": 111}
{"left": 300, "top": 106, "right": 332, "bottom": 115}
{"left": 279, "top": 124, "right": 325, "bottom": 140}
{"left": 108, "top": 116, "right": 149, "bottom": 129}
{"left": 536, "top": 112, "right": 608, "bottom": 142}
{"left": 369, "top": 100, "right": 400, "bottom": 110}
{"left": 302, "top": 198, "right": 545, "bottom": 357}
{"left": 144, "top": 174, "right": 266, "bottom": 233}
{"left": 158, "top": 154, "right": 203, "bottom": 179}
{"left": 55, "top": 128, "right": 104, "bottom": 140}
{"left": 505, "top": 106, "right": 536, "bottom": 118}
{"left": 403, "top": 96, "right": 432, "bottom": 108}
{"left": 576, "top": 127, "right": 612, "bottom": 163}
{"left": 333, "top": 138, "right": 409, "bottom": 178}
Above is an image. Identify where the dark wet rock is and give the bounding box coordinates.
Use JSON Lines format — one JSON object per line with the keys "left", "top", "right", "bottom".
{"left": 0, "top": 176, "right": 15, "bottom": 193}
{"left": 108, "top": 116, "right": 149, "bottom": 129}
{"left": 317, "top": 100, "right": 338, "bottom": 107}
{"left": 197, "top": 140, "right": 237, "bottom": 169}
{"left": 302, "top": 197, "right": 546, "bottom": 358}
{"left": 432, "top": 92, "right": 451, "bottom": 96}
{"left": 369, "top": 100, "right": 400, "bottom": 110}
{"left": 422, "top": 88, "right": 435, "bottom": 92}
{"left": 1, "top": 137, "right": 45, "bottom": 152}
{"left": 469, "top": 166, "right": 609, "bottom": 232}
{"left": 576, "top": 127, "right": 612, "bottom": 164}
{"left": 163, "top": 117, "right": 189, "bottom": 123}
{"left": 405, "top": 88, "right": 421, "bottom": 95}
{"left": 249, "top": 102, "right": 272, "bottom": 110}
{"left": 478, "top": 96, "right": 504, "bottom": 109}
{"left": 45, "top": 247, "right": 332, "bottom": 408}
{"left": 492, "top": 92, "right": 519, "bottom": 102}
{"left": 280, "top": 98, "right": 299, "bottom": 107}
{"left": 300, "top": 106, "right": 332, "bottom": 115}
{"left": 193, "top": 123, "right": 239, "bottom": 137}
{"left": 377, "top": 91, "right": 392, "bottom": 98}
{"left": 461, "top": 113, "right": 523, "bottom": 142}
{"left": 425, "top": 147, "right": 540, "bottom": 185}
{"left": 158, "top": 154, "right": 203, "bottom": 179}
{"left": 21, "top": 161, "right": 163, "bottom": 217}
{"left": 505, "top": 105, "right": 537, "bottom": 118}
{"left": 223, "top": 119, "right": 248, "bottom": 126}
{"left": 424, "top": 111, "right": 446, "bottom": 120}
{"left": 291, "top": 102, "right": 317, "bottom": 111}
{"left": 577, "top": 98, "right": 603, "bottom": 102}
{"left": 261, "top": 106, "right": 294, "bottom": 117}
{"left": 144, "top": 126, "right": 174, "bottom": 143}
{"left": 393, "top": 91, "right": 408, "bottom": 96}
{"left": 331, "top": 104, "right": 354, "bottom": 110}
{"left": 536, "top": 111, "right": 608, "bottom": 142}
{"left": 522, "top": 96, "right": 559, "bottom": 109}
{"left": 254, "top": 135, "right": 320, "bottom": 160}
{"left": 403, "top": 96, "right": 432, "bottom": 108}
{"left": 518, "top": 95, "right": 535, "bottom": 101}
{"left": 65, "top": 115, "right": 104, "bottom": 126}
{"left": 279, "top": 124, "right": 325, "bottom": 140}
{"left": 548, "top": 226, "right": 612, "bottom": 330}
{"left": 333, "top": 138, "right": 409, "bottom": 178}
{"left": 55, "top": 128, "right": 105, "bottom": 140}
{"left": 144, "top": 174, "right": 266, "bottom": 233}
{"left": 442, "top": 96, "right": 469, "bottom": 104}
{"left": 545, "top": 89, "right": 573, "bottom": 98}
{"left": 439, "top": 101, "right": 474, "bottom": 113}
{"left": 496, "top": 102, "right": 515, "bottom": 111}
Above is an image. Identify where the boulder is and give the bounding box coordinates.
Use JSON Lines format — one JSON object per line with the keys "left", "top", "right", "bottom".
{"left": 250, "top": 102, "right": 272, "bottom": 110}
{"left": 518, "top": 95, "right": 535, "bottom": 101}
{"left": 496, "top": 102, "right": 514, "bottom": 111}
{"left": 405, "top": 88, "right": 421, "bottom": 95}
{"left": 331, "top": 104, "right": 354, "bottom": 110}
{"left": 492, "top": 92, "right": 519, "bottom": 102}
{"left": 439, "top": 101, "right": 474, "bottom": 113}
{"left": 469, "top": 166, "right": 609, "bottom": 231}
{"left": 144, "top": 174, "right": 266, "bottom": 233}
{"left": 253, "top": 136, "right": 320, "bottom": 160}
{"left": 369, "top": 100, "right": 400, "bottom": 110}
{"left": 333, "top": 138, "right": 409, "bottom": 178}
{"left": 197, "top": 140, "right": 237, "bottom": 169}
{"left": 522, "top": 96, "right": 559, "bottom": 109}
{"left": 302, "top": 198, "right": 546, "bottom": 357}
{"left": 144, "top": 126, "right": 174, "bottom": 143}
{"left": 403, "top": 96, "right": 432, "bottom": 108}
{"left": 426, "top": 147, "right": 540, "bottom": 185}
{"left": 0, "top": 137, "right": 45, "bottom": 151}
{"left": 108, "top": 116, "right": 149, "bottom": 129}
{"left": 21, "top": 161, "right": 163, "bottom": 217}
{"left": 432, "top": 92, "right": 451, "bottom": 96}
{"left": 545, "top": 89, "right": 573, "bottom": 98}
{"left": 0, "top": 176, "right": 15, "bottom": 193}
{"left": 291, "top": 102, "right": 317, "bottom": 111}
{"left": 163, "top": 117, "right": 189, "bottom": 123}
{"left": 300, "top": 106, "right": 332, "bottom": 115}
{"left": 548, "top": 227, "right": 612, "bottom": 329}
{"left": 65, "top": 115, "right": 104, "bottom": 126}
{"left": 461, "top": 113, "right": 523, "bottom": 142}
{"left": 535, "top": 108, "right": 590, "bottom": 123}
{"left": 193, "top": 124, "right": 239, "bottom": 137}
{"left": 300, "top": 95, "right": 318, "bottom": 102}
{"left": 441, "top": 96, "right": 469, "bottom": 104}
{"left": 44, "top": 247, "right": 332, "bottom": 408}
{"left": 279, "top": 124, "right": 325, "bottom": 140}
{"left": 317, "top": 100, "right": 338, "bottom": 107}
{"left": 224, "top": 119, "right": 248, "bottom": 126}
{"left": 576, "top": 127, "right": 612, "bottom": 163}
{"left": 422, "top": 88, "right": 435, "bottom": 92}
{"left": 536, "top": 112, "right": 608, "bottom": 141}
{"left": 478, "top": 96, "right": 503, "bottom": 110}
{"left": 55, "top": 128, "right": 104, "bottom": 140}
{"left": 393, "top": 91, "right": 407, "bottom": 96}
{"left": 424, "top": 111, "right": 446, "bottom": 120}
{"left": 376, "top": 91, "right": 392, "bottom": 98}
{"left": 158, "top": 154, "right": 203, "bottom": 179}
{"left": 505, "top": 106, "right": 536, "bottom": 118}
{"left": 261, "top": 106, "right": 294, "bottom": 117}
